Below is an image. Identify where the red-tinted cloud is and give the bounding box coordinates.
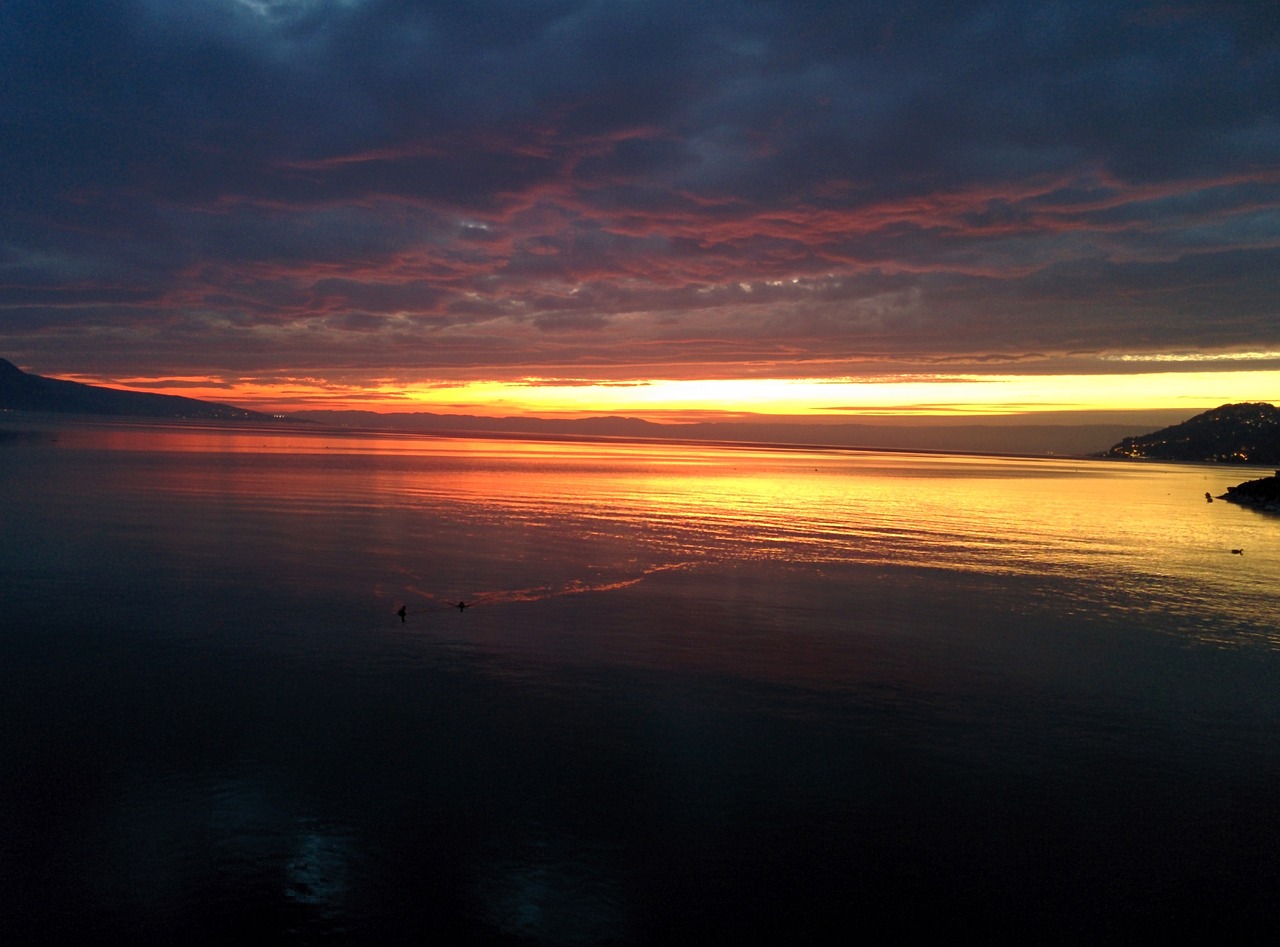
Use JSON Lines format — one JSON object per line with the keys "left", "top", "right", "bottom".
{"left": 2, "top": 0, "right": 1278, "bottom": 390}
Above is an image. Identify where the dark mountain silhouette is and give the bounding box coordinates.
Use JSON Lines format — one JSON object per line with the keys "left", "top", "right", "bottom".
{"left": 1105, "top": 402, "right": 1280, "bottom": 464}
{"left": 0, "top": 358, "right": 273, "bottom": 421}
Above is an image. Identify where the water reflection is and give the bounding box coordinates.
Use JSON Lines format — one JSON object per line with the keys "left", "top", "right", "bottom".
{"left": 475, "top": 833, "right": 629, "bottom": 944}
{"left": 30, "top": 419, "right": 1268, "bottom": 634}
{"left": 285, "top": 822, "right": 355, "bottom": 914}
{"left": 89, "top": 768, "right": 360, "bottom": 936}
{"left": 4, "top": 418, "right": 1280, "bottom": 942}
{"left": 3, "top": 417, "right": 1276, "bottom": 643}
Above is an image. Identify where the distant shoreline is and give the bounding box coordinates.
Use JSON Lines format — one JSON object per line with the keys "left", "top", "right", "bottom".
{"left": 0, "top": 409, "right": 1212, "bottom": 466}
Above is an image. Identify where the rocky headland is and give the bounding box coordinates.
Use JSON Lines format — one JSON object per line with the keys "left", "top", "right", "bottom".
{"left": 1218, "top": 470, "right": 1280, "bottom": 513}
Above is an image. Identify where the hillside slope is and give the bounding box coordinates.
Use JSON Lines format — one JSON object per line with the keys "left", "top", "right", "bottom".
{"left": 0, "top": 358, "right": 271, "bottom": 421}
{"left": 1105, "top": 402, "right": 1280, "bottom": 464}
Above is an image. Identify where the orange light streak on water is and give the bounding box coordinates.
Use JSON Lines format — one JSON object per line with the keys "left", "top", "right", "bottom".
{"left": 41, "top": 418, "right": 1275, "bottom": 648}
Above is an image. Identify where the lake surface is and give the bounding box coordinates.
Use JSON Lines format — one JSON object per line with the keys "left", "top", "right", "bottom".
{"left": 3, "top": 418, "right": 1279, "bottom": 943}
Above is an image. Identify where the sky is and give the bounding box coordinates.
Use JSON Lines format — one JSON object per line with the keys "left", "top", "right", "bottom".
{"left": 2, "top": 0, "right": 1279, "bottom": 422}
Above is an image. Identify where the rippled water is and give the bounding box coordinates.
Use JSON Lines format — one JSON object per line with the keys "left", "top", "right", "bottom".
{"left": 3, "top": 419, "right": 1279, "bottom": 943}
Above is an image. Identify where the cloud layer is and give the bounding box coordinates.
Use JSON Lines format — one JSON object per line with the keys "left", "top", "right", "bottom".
{"left": 3, "top": 0, "right": 1278, "bottom": 393}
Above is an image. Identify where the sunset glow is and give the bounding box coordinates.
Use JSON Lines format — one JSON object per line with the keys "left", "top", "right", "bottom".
{"left": 3, "top": 1, "right": 1277, "bottom": 434}
{"left": 68, "top": 369, "right": 1280, "bottom": 423}
{"left": 397, "top": 372, "right": 1280, "bottom": 419}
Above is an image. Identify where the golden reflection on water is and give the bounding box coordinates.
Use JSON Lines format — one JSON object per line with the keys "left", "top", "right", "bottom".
{"left": 26, "top": 418, "right": 1279, "bottom": 643}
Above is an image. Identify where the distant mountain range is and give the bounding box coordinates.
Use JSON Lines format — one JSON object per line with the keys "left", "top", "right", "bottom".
{"left": 0, "top": 358, "right": 274, "bottom": 421}
{"left": 10, "top": 357, "right": 1273, "bottom": 460}
{"left": 294, "top": 409, "right": 1147, "bottom": 457}
{"left": 1, "top": 358, "right": 1138, "bottom": 453}
{"left": 1104, "top": 402, "right": 1280, "bottom": 464}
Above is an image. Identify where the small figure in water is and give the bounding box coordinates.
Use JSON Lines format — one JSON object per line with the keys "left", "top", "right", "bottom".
{"left": 1231, "top": 548, "right": 1244, "bottom": 555}
{"left": 397, "top": 605, "right": 407, "bottom": 622}
{"left": 453, "top": 601, "right": 470, "bottom": 611}
{"left": 1205, "top": 492, "right": 1213, "bottom": 502}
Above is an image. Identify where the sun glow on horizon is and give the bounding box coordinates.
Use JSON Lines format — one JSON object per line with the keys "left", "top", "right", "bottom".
{"left": 403, "top": 372, "right": 1280, "bottom": 419}
{"left": 69, "top": 368, "right": 1280, "bottom": 421}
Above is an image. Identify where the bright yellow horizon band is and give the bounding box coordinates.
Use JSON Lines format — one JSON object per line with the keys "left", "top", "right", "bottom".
{"left": 87, "top": 368, "right": 1280, "bottom": 419}
{"left": 416, "top": 371, "right": 1279, "bottom": 417}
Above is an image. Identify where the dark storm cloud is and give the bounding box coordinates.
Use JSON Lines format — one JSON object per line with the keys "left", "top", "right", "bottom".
{"left": 2, "top": 0, "right": 1277, "bottom": 381}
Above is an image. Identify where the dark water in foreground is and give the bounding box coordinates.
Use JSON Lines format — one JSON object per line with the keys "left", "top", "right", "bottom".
{"left": 3, "top": 419, "right": 1280, "bottom": 943}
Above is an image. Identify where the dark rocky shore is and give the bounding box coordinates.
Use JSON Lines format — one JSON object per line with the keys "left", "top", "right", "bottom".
{"left": 1219, "top": 470, "right": 1280, "bottom": 513}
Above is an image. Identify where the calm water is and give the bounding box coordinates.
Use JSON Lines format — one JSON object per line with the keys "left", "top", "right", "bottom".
{"left": 3, "top": 418, "right": 1280, "bottom": 943}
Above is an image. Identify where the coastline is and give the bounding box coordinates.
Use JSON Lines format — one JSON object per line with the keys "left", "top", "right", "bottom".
{"left": 1, "top": 410, "right": 1105, "bottom": 463}
{"left": 1219, "top": 470, "right": 1280, "bottom": 513}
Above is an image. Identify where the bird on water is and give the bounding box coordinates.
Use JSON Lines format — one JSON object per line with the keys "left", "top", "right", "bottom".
{"left": 392, "top": 597, "right": 478, "bottom": 619}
